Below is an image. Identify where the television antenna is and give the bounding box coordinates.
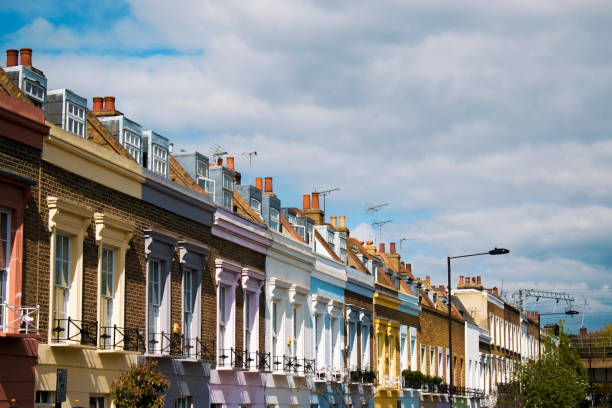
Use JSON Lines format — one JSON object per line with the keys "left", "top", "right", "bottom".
{"left": 210, "top": 143, "right": 228, "bottom": 164}
{"left": 366, "top": 203, "right": 389, "bottom": 245}
{"left": 513, "top": 289, "right": 575, "bottom": 311}
{"left": 399, "top": 237, "right": 421, "bottom": 252}
{"left": 372, "top": 219, "right": 392, "bottom": 247}
{"left": 241, "top": 151, "right": 257, "bottom": 184}
{"left": 313, "top": 187, "right": 340, "bottom": 214}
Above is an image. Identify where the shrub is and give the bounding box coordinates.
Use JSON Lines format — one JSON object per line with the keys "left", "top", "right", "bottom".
{"left": 111, "top": 360, "right": 170, "bottom": 408}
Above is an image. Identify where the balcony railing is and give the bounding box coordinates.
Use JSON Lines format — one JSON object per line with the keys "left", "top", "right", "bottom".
{"left": 99, "top": 326, "right": 143, "bottom": 351}
{"left": 314, "top": 366, "right": 345, "bottom": 382}
{"left": 303, "top": 358, "right": 316, "bottom": 375}
{"left": 147, "top": 331, "right": 183, "bottom": 356}
{"left": 257, "top": 351, "right": 271, "bottom": 371}
{"left": 52, "top": 318, "right": 98, "bottom": 346}
{"left": 0, "top": 303, "right": 39, "bottom": 334}
{"left": 183, "top": 337, "right": 215, "bottom": 361}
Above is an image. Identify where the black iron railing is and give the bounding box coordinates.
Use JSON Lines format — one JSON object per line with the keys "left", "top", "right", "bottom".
{"left": 53, "top": 318, "right": 97, "bottom": 346}
{"left": 284, "top": 355, "right": 301, "bottom": 373}
{"left": 100, "top": 326, "right": 143, "bottom": 351}
{"left": 147, "top": 331, "right": 183, "bottom": 356}
{"left": 303, "top": 358, "right": 316, "bottom": 375}
{"left": 272, "top": 354, "right": 284, "bottom": 371}
{"left": 232, "top": 348, "right": 246, "bottom": 369}
{"left": 257, "top": 351, "right": 270, "bottom": 371}
{"left": 218, "top": 348, "right": 231, "bottom": 367}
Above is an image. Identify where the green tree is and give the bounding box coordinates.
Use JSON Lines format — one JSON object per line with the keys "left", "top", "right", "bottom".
{"left": 111, "top": 360, "right": 170, "bottom": 408}
{"left": 498, "top": 324, "right": 589, "bottom": 408}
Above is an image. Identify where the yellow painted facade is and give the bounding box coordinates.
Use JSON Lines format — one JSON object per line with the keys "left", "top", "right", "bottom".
{"left": 43, "top": 123, "right": 144, "bottom": 199}
{"left": 374, "top": 318, "right": 401, "bottom": 408}
{"left": 37, "top": 125, "right": 145, "bottom": 408}
{"left": 36, "top": 344, "right": 138, "bottom": 408}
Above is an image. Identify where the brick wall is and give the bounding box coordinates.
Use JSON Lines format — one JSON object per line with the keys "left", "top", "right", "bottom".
{"left": 11, "top": 147, "right": 265, "bottom": 356}
{"left": 417, "top": 306, "right": 465, "bottom": 386}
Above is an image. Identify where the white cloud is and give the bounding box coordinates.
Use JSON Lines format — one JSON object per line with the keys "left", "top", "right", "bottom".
{"left": 3, "top": 0, "right": 612, "bottom": 329}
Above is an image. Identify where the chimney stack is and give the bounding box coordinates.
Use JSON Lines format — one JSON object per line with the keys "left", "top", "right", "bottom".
{"left": 226, "top": 156, "right": 234, "bottom": 171}
{"left": 303, "top": 192, "right": 324, "bottom": 225}
{"left": 303, "top": 194, "right": 311, "bottom": 209}
{"left": 255, "top": 177, "right": 263, "bottom": 190}
{"left": 104, "top": 96, "right": 115, "bottom": 111}
{"left": 330, "top": 216, "right": 337, "bottom": 227}
{"left": 19, "top": 48, "right": 32, "bottom": 66}
{"left": 390, "top": 242, "right": 396, "bottom": 253}
{"left": 6, "top": 49, "right": 18, "bottom": 67}
{"left": 264, "top": 177, "right": 273, "bottom": 193}
{"left": 92, "top": 97, "right": 103, "bottom": 111}
{"left": 339, "top": 215, "right": 346, "bottom": 228}
{"left": 379, "top": 243, "right": 385, "bottom": 253}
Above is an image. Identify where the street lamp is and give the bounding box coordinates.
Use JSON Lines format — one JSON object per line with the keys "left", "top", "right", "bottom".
{"left": 447, "top": 247, "right": 509, "bottom": 407}
{"left": 536, "top": 309, "right": 579, "bottom": 360}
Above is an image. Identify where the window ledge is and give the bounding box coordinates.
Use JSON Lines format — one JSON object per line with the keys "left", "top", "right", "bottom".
{"left": 49, "top": 342, "right": 98, "bottom": 350}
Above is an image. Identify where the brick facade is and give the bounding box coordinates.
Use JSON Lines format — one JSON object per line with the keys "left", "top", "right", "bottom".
{"left": 417, "top": 306, "right": 465, "bottom": 386}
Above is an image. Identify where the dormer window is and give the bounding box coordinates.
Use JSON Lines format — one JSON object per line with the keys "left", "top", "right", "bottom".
{"left": 222, "top": 173, "right": 233, "bottom": 210}
{"left": 339, "top": 236, "right": 347, "bottom": 261}
{"left": 152, "top": 144, "right": 168, "bottom": 176}
{"left": 269, "top": 208, "right": 280, "bottom": 231}
{"left": 327, "top": 230, "right": 335, "bottom": 249}
{"left": 66, "top": 101, "right": 85, "bottom": 137}
{"left": 23, "top": 78, "right": 45, "bottom": 103}
{"left": 250, "top": 198, "right": 261, "bottom": 216}
{"left": 288, "top": 214, "right": 296, "bottom": 224}
{"left": 197, "top": 160, "right": 209, "bottom": 178}
{"left": 124, "top": 129, "right": 142, "bottom": 164}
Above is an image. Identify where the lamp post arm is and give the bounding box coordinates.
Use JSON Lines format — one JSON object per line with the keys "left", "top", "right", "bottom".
{"left": 449, "top": 252, "right": 489, "bottom": 259}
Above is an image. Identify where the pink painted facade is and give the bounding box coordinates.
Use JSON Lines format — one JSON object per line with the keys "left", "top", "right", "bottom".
{"left": 210, "top": 209, "right": 271, "bottom": 408}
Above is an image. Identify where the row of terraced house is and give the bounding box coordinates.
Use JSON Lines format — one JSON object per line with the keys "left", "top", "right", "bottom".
{"left": 0, "top": 48, "right": 544, "bottom": 408}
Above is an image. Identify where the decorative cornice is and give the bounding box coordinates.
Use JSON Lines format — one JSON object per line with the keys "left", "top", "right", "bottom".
{"left": 47, "top": 196, "right": 93, "bottom": 235}
{"left": 93, "top": 212, "right": 134, "bottom": 249}
{"left": 212, "top": 208, "right": 271, "bottom": 254}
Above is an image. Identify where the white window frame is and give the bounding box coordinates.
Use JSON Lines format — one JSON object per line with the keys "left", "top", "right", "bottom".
{"left": 100, "top": 247, "right": 114, "bottom": 338}
{"left": 47, "top": 197, "right": 92, "bottom": 343}
{"left": 420, "top": 344, "right": 427, "bottom": 373}
{"left": 250, "top": 198, "right": 262, "bottom": 217}
{"left": 429, "top": 346, "right": 436, "bottom": 375}
{"left": 269, "top": 207, "right": 280, "bottom": 232}
{"left": 148, "top": 259, "right": 163, "bottom": 354}
{"left": 215, "top": 259, "right": 241, "bottom": 366}
{"left": 23, "top": 78, "right": 44, "bottom": 102}
{"left": 241, "top": 268, "right": 264, "bottom": 359}
{"left": 66, "top": 101, "right": 85, "bottom": 137}
{"left": 196, "top": 159, "right": 208, "bottom": 178}
{"left": 152, "top": 143, "right": 168, "bottom": 176}
{"left": 123, "top": 129, "right": 142, "bottom": 164}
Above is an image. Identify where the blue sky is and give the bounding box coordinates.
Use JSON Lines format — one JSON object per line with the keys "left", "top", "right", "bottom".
{"left": 2, "top": 0, "right": 611, "bottom": 332}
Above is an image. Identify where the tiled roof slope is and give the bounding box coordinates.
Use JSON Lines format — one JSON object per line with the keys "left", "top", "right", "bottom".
{"left": 233, "top": 189, "right": 265, "bottom": 224}
{"left": 347, "top": 248, "right": 369, "bottom": 274}
{"left": 0, "top": 67, "right": 29, "bottom": 100}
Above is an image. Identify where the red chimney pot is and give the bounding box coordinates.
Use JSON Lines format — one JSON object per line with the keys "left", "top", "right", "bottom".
{"left": 390, "top": 242, "right": 396, "bottom": 253}
{"left": 379, "top": 243, "right": 385, "bottom": 253}
{"left": 264, "top": 177, "right": 273, "bottom": 193}
{"left": 6, "top": 49, "right": 18, "bottom": 67}
{"left": 19, "top": 48, "right": 32, "bottom": 66}
{"left": 255, "top": 177, "right": 263, "bottom": 190}
{"left": 426, "top": 276, "right": 430, "bottom": 284}
{"left": 226, "top": 156, "right": 234, "bottom": 171}
{"left": 303, "top": 194, "right": 311, "bottom": 209}
{"left": 104, "top": 96, "right": 115, "bottom": 111}
{"left": 330, "top": 216, "right": 337, "bottom": 227}
{"left": 477, "top": 276, "right": 482, "bottom": 285}
{"left": 312, "top": 192, "right": 320, "bottom": 209}
{"left": 216, "top": 158, "right": 223, "bottom": 166}
{"left": 92, "top": 97, "right": 103, "bottom": 111}
{"left": 459, "top": 276, "right": 464, "bottom": 285}
{"left": 366, "top": 241, "right": 373, "bottom": 245}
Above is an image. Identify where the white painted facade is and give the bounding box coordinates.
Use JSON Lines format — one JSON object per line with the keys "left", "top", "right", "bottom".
{"left": 265, "top": 229, "right": 315, "bottom": 408}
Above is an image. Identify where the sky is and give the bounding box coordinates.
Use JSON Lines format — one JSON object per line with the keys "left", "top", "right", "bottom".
{"left": 1, "top": 0, "right": 611, "bottom": 332}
